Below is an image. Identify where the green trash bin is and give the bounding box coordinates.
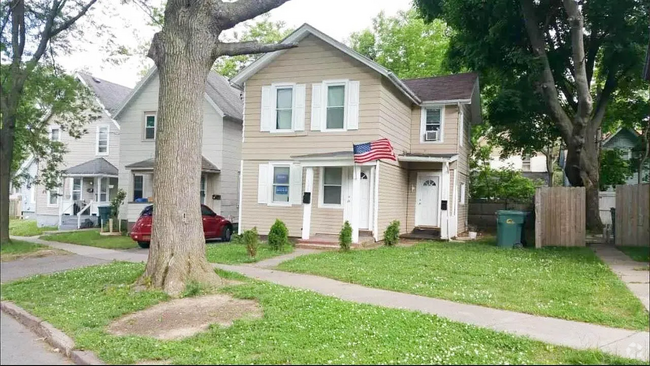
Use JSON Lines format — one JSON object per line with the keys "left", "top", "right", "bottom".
{"left": 98, "top": 206, "right": 112, "bottom": 227}
{"left": 496, "top": 210, "right": 527, "bottom": 248}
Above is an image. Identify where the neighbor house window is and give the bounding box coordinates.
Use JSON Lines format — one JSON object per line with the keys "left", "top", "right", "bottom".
{"left": 272, "top": 166, "right": 290, "bottom": 203}
{"left": 99, "top": 177, "right": 108, "bottom": 202}
{"left": 133, "top": 175, "right": 144, "bottom": 200}
{"left": 460, "top": 182, "right": 466, "bottom": 205}
{"left": 422, "top": 107, "right": 443, "bottom": 142}
{"left": 72, "top": 178, "right": 81, "bottom": 201}
{"left": 326, "top": 84, "right": 345, "bottom": 129}
{"left": 96, "top": 125, "right": 109, "bottom": 155}
{"left": 47, "top": 190, "right": 58, "bottom": 206}
{"left": 275, "top": 87, "right": 293, "bottom": 130}
{"left": 144, "top": 113, "right": 156, "bottom": 140}
{"left": 50, "top": 127, "right": 60, "bottom": 142}
{"left": 322, "top": 167, "right": 343, "bottom": 206}
{"left": 200, "top": 175, "right": 206, "bottom": 205}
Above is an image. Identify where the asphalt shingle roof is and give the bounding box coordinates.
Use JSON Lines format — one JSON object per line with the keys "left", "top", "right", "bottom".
{"left": 77, "top": 73, "right": 132, "bottom": 115}
{"left": 206, "top": 72, "right": 243, "bottom": 121}
{"left": 125, "top": 156, "right": 220, "bottom": 173}
{"left": 63, "top": 158, "right": 118, "bottom": 176}
{"left": 402, "top": 72, "right": 478, "bottom": 102}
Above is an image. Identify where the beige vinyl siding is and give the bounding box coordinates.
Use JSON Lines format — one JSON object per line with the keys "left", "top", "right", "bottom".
{"left": 456, "top": 172, "right": 469, "bottom": 233}
{"left": 456, "top": 104, "right": 472, "bottom": 234}
{"left": 377, "top": 161, "right": 409, "bottom": 236}
{"left": 378, "top": 77, "right": 412, "bottom": 156}
{"left": 311, "top": 168, "right": 344, "bottom": 235}
{"left": 242, "top": 35, "right": 382, "bottom": 161}
{"left": 410, "top": 105, "right": 460, "bottom": 155}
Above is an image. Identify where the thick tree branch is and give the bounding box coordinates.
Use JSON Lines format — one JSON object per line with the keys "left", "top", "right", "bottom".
{"left": 562, "top": 0, "right": 592, "bottom": 121}
{"left": 557, "top": 77, "right": 577, "bottom": 110}
{"left": 215, "top": 40, "right": 297, "bottom": 57}
{"left": 584, "top": 32, "right": 603, "bottom": 86}
{"left": 49, "top": 0, "right": 97, "bottom": 38}
{"left": 215, "top": 0, "right": 291, "bottom": 30}
{"left": 590, "top": 70, "right": 617, "bottom": 128}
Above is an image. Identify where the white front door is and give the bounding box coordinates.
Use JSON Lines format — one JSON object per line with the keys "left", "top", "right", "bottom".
{"left": 359, "top": 168, "right": 371, "bottom": 229}
{"left": 415, "top": 173, "right": 440, "bottom": 227}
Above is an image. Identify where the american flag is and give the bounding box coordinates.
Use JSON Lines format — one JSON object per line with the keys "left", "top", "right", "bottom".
{"left": 353, "top": 138, "right": 396, "bottom": 163}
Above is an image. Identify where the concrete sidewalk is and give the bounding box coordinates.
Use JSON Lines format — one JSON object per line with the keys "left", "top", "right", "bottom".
{"left": 10, "top": 236, "right": 650, "bottom": 361}
{"left": 249, "top": 248, "right": 320, "bottom": 268}
{"left": 592, "top": 244, "right": 650, "bottom": 311}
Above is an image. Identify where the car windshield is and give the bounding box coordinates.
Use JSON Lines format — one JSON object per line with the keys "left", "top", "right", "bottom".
{"left": 141, "top": 205, "right": 215, "bottom": 217}
{"left": 140, "top": 205, "right": 153, "bottom": 217}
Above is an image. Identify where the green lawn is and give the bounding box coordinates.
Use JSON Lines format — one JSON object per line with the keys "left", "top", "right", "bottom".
{"left": 41, "top": 230, "right": 138, "bottom": 249}
{"left": 0, "top": 262, "right": 641, "bottom": 365}
{"left": 205, "top": 242, "right": 293, "bottom": 264}
{"left": 278, "top": 239, "right": 649, "bottom": 330}
{"left": 618, "top": 246, "right": 650, "bottom": 262}
{"left": 0, "top": 240, "right": 48, "bottom": 261}
{"left": 9, "top": 219, "right": 57, "bottom": 236}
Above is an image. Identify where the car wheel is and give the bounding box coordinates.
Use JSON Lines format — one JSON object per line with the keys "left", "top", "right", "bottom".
{"left": 222, "top": 226, "right": 232, "bottom": 242}
{"left": 137, "top": 241, "right": 150, "bottom": 249}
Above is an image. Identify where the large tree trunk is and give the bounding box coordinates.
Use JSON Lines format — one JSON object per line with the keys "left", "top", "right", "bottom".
{"left": 0, "top": 114, "right": 15, "bottom": 244}
{"left": 138, "top": 9, "right": 223, "bottom": 296}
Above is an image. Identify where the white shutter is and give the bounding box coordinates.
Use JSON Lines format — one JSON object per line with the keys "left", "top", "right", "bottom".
{"left": 311, "top": 84, "right": 323, "bottom": 131}
{"left": 260, "top": 86, "right": 273, "bottom": 132}
{"left": 289, "top": 163, "right": 303, "bottom": 205}
{"left": 257, "top": 164, "right": 269, "bottom": 204}
{"left": 293, "top": 84, "right": 306, "bottom": 131}
{"left": 346, "top": 81, "right": 360, "bottom": 130}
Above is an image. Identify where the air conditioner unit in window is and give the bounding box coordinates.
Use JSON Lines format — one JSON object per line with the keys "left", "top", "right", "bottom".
{"left": 425, "top": 130, "right": 439, "bottom": 141}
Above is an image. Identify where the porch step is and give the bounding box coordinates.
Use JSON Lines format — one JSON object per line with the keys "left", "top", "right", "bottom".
{"left": 401, "top": 227, "right": 441, "bottom": 240}
{"left": 58, "top": 215, "right": 98, "bottom": 230}
{"left": 296, "top": 232, "right": 376, "bottom": 249}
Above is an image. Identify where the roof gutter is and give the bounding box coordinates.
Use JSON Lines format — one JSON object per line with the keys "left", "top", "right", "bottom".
{"left": 387, "top": 71, "right": 421, "bottom": 104}
{"left": 398, "top": 155, "right": 459, "bottom": 163}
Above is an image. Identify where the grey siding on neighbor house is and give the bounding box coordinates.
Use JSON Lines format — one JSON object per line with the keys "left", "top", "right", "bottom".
{"left": 603, "top": 130, "right": 641, "bottom": 186}
{"left": 219, "top": 118, "right": 243, "bottom": 222}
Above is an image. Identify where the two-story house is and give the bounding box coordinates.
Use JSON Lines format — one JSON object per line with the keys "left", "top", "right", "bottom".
{"left": 113, "top": 68, "right": 243, "bottom": 230}
{"left": 34, "top": 73, "right": 131, "bottom": 229}
{"left": 232, "top": 24, "right": 481, "bottom": 245}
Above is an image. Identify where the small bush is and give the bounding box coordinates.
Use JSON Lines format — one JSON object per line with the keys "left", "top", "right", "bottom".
{"left": 383, "top": 220, "right": 400, "bottom": 246}
{"left": 268, "top": 219, "right": 290, "bottom": 251}
{"left": 242, "top": 227, "right": 259, "bottom": 258}
{"left": 339, "top": 221, "right": 352, "bottom": 252}
{"left": 182, "top": 280, "right": 205, "bottom": 298}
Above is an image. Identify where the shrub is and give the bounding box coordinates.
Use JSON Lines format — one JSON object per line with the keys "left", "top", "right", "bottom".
{"left": 182, "top": 280, "right": 205, "bottom": 298}
{"left": 339, "top": 221, "right": 352, "bottom": 252}
{"left": 268, "top": 219, "right": 289, "bottom": 250}
{"left": 242, "top": 227, "right": 259, "bottom": 258}
{"left": 383, "top": 220, "right": 400, "bottom": 246}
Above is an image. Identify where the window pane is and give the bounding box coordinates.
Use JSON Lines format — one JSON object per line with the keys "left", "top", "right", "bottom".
{"left": 49, "top": 191, "right": 57, "bottom": 204}
{"left": 323, "top": 186, "right": 341, "bottom": 204}
{"left": 145, "top": 127, "right": 155, "bottom": 139}
{"left": 276, "top": 110, "right": 292, "bottom": 129}
{"left": 276, "top": 88, "right": 293, "bottom": 109}
{"left": 426, "top": 109, "right": 440, "bottom": 123}
{"left": 273, "top": 167, "right": 290, "bottom": 184}
{"left": 146, "top": 116, "right": 155, "bottom": 127}
{"left": 51, "top": 129, "right": 60, "bottom": 141}
{"left": 327, "top": 85, "right": 345, "bottom": 107}
{"left": 273, "top": 185, "right": 290, "bottom": 202}
{"left": 323, "top": 167, "right": 342, "bottom": 185}
{"left": 134, "top": 176, "right": 143, "bottom": 200}
{"left": 326, "top": 107, "right": 344, "bottom": 129}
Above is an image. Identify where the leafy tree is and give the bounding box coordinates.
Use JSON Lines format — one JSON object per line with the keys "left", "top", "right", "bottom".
{"left": 470, "top": 166, "right": 541, "bottom": 207}
{"left": 348, "top": 9, "right": 450, "bottom": 78}
{"left": 1, "top": 0, "right": 100, "bottom": 245}
{"left": 131, "top": 0, "right": 295, "bottom": 296}
{"left": 214, "top": 15, "right": 292, "bottom": 79}
{"left": 416, "top": 0, "right": 649, "bottom": 230}
{"left": 599, "top": 149, "right": 633, "bottom": 191}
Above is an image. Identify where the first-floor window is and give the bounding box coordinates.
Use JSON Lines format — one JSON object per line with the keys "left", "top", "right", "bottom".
{"left": 460, "top": 182, "right": 466, "bottom": 205}
{"left": 48, "top": 190, "right": 58, "bottom": 205}
{"left": 322, "top": 167, "right": 343, "bottom": 205}
{"left": 200, "top": 175, "right": 206, "bottom": 204}
{"left": 99, "top": 177, "right": 108, "bottom": 202}
{"left": 72, "top": 178, "right": 81, "bottom": 201}
{"left": 272, "top": 166, "right": 290, "bottom": 203}
{"left": 133, "top": 175, "right": 144, "bottom": 200}
{"left": 50, "top": 127, "right": 61, "bottom": 142}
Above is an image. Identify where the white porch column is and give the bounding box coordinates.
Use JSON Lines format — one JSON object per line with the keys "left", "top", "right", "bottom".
{"left": 301, "top": 167, "right": 314, "bottom": 240}
{"left": 351, "top": 165, "right": 361, "bottom": 243}
{"left": 440, "top": 162, "right": 450, "bottom": 240}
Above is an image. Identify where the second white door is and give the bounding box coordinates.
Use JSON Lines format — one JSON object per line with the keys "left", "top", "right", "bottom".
{"left": 415, "top": 173, "right": 440, "bottom": 227}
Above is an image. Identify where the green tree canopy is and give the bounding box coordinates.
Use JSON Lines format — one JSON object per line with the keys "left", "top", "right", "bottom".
{"left": 348, "top": 9, "right": 450, "bottom": 79}
{"left": 599, "top": 149, "right": 633, "bottom": 191}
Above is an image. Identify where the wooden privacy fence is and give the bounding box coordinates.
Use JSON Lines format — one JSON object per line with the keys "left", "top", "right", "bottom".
{"left": 535, "top": 187, "right": 586, "bottom": 248}
{"left": 615, "top": 184, "right": 649, "bottom": 247}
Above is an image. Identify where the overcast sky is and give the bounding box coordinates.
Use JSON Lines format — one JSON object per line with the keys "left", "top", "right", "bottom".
{"left": 57, "top": 0, "right": 413, "bottom": 88}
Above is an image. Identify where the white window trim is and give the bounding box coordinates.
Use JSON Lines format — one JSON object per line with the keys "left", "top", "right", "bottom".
{"left": 268, "top": 162, "right": 292, "bottom": 207}
{"left": 460, "top": 182, "right": 466, "bottom": 205}
{"left": 420, "top": 105, "right": 445, "bottom": 144}
{"left": 318, "top": 167, "right": 344, "bottom": 209}
{"left": 322, "top": 79, "right": 349, "bottom": 132}
{"left": 143, "top": 112, "right": 157, "bottom": 141}
{"left": 47, "top": 189, "right": 59, "bottom": 207}
{"left": 200, "top": 175, "right": 206, "bottom": 205}
{"left": 271, "top": 82, "right": 296, "bottom": 133}
{"left": 133, "top": 174, "right": 145, "bottom": 201}
{"left": 49, "top": 125, "right": 61, "bottom": 142}
{"left": 98, "top": 177, "right": 110, "bottom": 202}
{"left": 95, "top": 124, "right": 110, "bottom": 156}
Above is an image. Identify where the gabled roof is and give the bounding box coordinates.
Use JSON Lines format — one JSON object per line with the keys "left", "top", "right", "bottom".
{"left": 602, "top": 127, "right": 641, "bottom": 147}
{"left": 113, "top": 68, "right": 243, "bottom": 121}
{"left": 63, "top": 158, "right": 118, "bottom": 177}
{"left": 230, "top": 23, "right": 421, "bottom": 104}
{"left": 77, "top": 73, "right": 132, "bottom": 116}
{"left": 402, "top": 73, "right": 478, "bottom": 102}
{"left": 125, "top": 156, "right": 220, "bottom": 173}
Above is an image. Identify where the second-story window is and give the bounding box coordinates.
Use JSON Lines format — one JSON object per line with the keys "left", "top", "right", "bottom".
{"left": 422, "top": 107, "right": 444, "bottom": 143}
{"left": 96, "top": 125, "right": 109, "bottom": 155}
{"left": 144, "top": 113, "right": 156, "bottom": 140}
{"left": 326, "top": 84, "right": 345, "bottom": 130}
{"left": 275, "top": 87, "right": 293, "bottom": 130}
{"left": 50, "top": 127, "right": 61, "bottom": 142}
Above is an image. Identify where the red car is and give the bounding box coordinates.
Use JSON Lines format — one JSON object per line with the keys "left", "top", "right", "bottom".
{"left": 130, "top": 204, "right": 233, "bottom": 248}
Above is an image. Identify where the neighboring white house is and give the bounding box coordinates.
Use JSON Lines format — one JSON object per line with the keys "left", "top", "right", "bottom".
{"left": 478, "top": 137, "right": 550, "bottom": 185}
{"left": 9, "top": 156, "right": 38, "bottom": 219}
{"left": 602, "top": 127, "right": 644, "bottom": 187}
{"left": 33, "top": 73, "right": 132, "bottom": 228}
{"left": 113, "top": 68, "right": 243, "bottom": 229}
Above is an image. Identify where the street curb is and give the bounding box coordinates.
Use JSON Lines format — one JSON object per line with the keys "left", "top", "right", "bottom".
{"left": 1, "top": 301, "right": 104, "bottom": 365}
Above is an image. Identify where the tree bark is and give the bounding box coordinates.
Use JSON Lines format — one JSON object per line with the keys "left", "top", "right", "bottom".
{"left": 0, "top": 114, "right": 16, "bottom": 244}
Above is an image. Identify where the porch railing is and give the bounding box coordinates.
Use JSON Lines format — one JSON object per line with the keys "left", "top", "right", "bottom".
{"left": 77, "top": 200, "right": 94, "bottom": 229}
{"left": 59, "top": 202, "right": 75, "bottom": 227}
